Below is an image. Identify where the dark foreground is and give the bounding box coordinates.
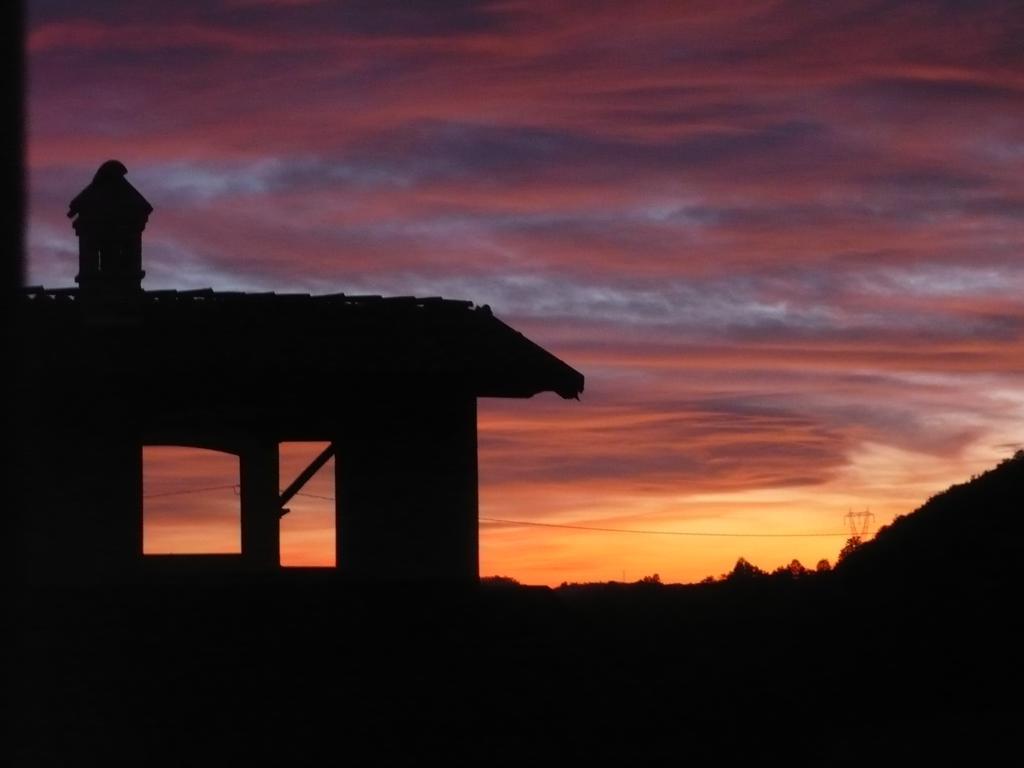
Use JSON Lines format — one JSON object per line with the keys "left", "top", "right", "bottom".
{"left": 12, "top": 569, "right": 1023, "bottom": 766}
{"left": 14, "top": 454, "right": 1024, "bottom": 764}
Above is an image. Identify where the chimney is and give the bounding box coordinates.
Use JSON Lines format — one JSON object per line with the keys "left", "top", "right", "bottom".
{"left": 68, "top": 160, "right": 153, "bottom": 295}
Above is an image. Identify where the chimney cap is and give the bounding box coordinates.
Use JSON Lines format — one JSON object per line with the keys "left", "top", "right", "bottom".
{"left": 94, "top": 159, "right": 128, "bottom": 181}
{"left": 68, "top": 159, "right": 153, "bottom": 225}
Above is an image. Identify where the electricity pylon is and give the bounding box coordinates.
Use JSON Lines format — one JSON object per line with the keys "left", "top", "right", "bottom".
{"left": 843, "top": 508, "right": 874, "bottom": 539}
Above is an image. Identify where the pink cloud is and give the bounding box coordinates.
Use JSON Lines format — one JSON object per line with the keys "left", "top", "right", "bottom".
{"left": 29, "top": 0, "right": 1024, "bottom": 582}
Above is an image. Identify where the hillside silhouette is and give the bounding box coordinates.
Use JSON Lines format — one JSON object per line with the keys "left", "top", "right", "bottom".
{"left": 13, "top": 456, "right": 1023, "bottom": 764}
{"left": 835, "top": 450, "right": 1024, "bottom": 593}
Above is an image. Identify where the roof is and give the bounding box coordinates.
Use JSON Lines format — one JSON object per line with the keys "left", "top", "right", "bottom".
{"left": 18, "top": 287, "right": 585, "bottom": 414}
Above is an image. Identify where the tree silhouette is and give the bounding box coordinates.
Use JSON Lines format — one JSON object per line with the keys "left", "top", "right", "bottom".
{"left": 481, "top": 575, "right": 520, "bottom": 588}
{"left": 726, "top": 557, "right": 765, "bottom": 582}
{"left": 771, "top": 559, "right": 807, "bottom": 578}
{"left": 837, "top": 536, "right": 862, "bottom": 564}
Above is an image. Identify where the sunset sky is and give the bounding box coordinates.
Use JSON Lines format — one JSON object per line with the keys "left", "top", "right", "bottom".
{"left": 26, "top": 0, "right": 1024, "bottom": 584}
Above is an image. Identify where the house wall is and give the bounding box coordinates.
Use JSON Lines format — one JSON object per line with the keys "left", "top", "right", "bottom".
{"left": 17, "top": 421, "right": 144, "bottom": 585}
{"left": 334, "top": 392, "right": 479, "bottom": 584}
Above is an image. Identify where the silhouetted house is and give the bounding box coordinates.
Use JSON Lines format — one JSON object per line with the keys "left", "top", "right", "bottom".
{"left": 15, "top": 161, "right": 583, "bottom": 585}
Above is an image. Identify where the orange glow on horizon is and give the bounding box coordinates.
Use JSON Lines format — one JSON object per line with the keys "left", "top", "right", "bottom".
{"left": 141, "top": 427, "right": 1019, "bottom": 586}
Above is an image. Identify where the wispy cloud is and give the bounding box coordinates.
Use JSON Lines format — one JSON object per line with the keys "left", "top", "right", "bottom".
{"left": 28, "top": 0, "right": 1024, "bottom": 582}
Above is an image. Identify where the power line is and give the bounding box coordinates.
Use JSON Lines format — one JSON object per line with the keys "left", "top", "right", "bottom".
{"left": 290, "top": 492, "right": 860, "bottom": 538}
{"left": 478, "top": 517, "right": 859, "bottom": 538}
{"left": 143, "top": 484, "right": 238, "bottom": 498}
{"left": 142, "top": 487, "right": 868, "bottom": 538}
